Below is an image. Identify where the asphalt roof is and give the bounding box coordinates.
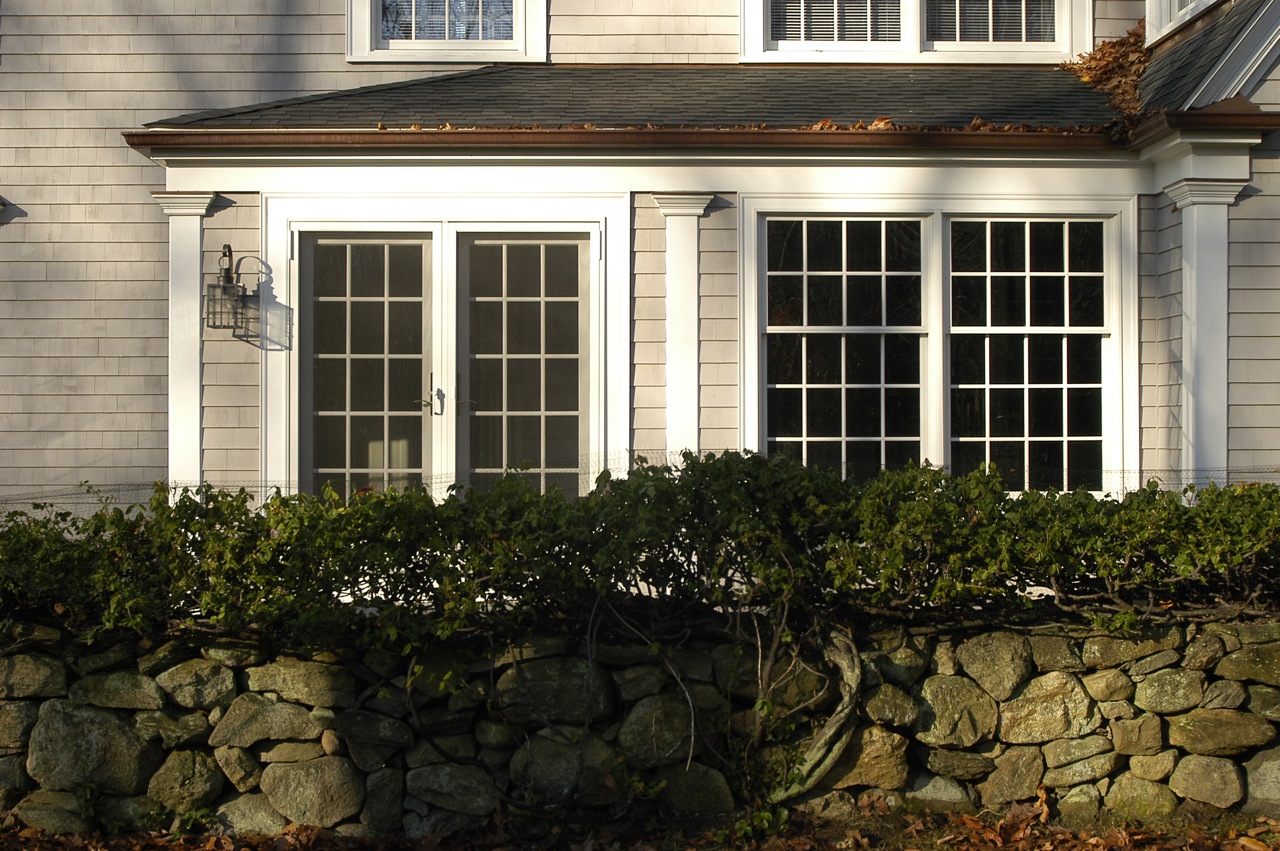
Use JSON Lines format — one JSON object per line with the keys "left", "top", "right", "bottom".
{"left": 1139, "top": 0, "right": 1268, "bottom": 111}
{"left": 146, "top": 64, "right": 1118, "bottom": 132}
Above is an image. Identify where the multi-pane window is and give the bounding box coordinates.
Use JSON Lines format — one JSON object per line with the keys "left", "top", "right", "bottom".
{"left": 764, "top": 219, "right": 924, "bottom": 481}
{"left": 306, "top": 238, "right": 431, "bottom": 497}
{"left": 925, "top": 0, "right": 1054, "bottom": 41}
{"left": 949, "top": 220, "right": 1104, "bottom": 490}
{"left": 761, "top": 216, "right": 1109, "bottom": 489}
{"left": 771, "top": 0, "right": 902, "bottom": 42}
{"left": 460, "top": 235, "right": 588, "bottom": 494}
{"left": 382, "top": 0, "right": 514, "bottom": 41}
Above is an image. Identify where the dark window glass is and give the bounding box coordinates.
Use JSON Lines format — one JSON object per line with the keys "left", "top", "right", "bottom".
{"left": 808, "top": 277, "right": 844, "bottom": 325}
{"left": 846, "top": 441, "right": 882, "bottom": 482}
{"left": 1069, "top": 221, "right": 1104, "bottom": 272}
{"left": 350, "top": 245, "right": 385, "bottom": 297}
{"left": 507, "top": 245, "right": 541, "bottom": 297}
{"left": 807, "top": 335, "right": 843, "bottom": 384}
{"left": 989, "top": 334, "right": 1024, "bottom": 384}
{"left": 846, "top": 276, "right": 882, "bottom": 326}
{"left": 845, "top": 221, "right": 882, "bottom": 271}
{"left": 1028, "top": 442, "right": 1064, "bottom": 490}
{"left": 885, "top": 388, "right": 920, "bottom": 436}
{"left": 768, "top": 276, "right": 804, "bottom": 326}
{"left": 1030, "top": 222, "right": 1064, "bottom": 272}
{"left": 991, "top": 221, "right": 1025, "bottom": 272}
{"left": 470, "top": 244, "right": 504, "bottom": 297}
{"left": 991, "top": 276, "right": 1026, "bottom": 326}
{"left": 1069, "top": 276, "right": 1105, "bottom": 326}
{"left": 886, "top": 221, "right": 922, "bottom": 272}
{"left": 1030, "top": 277, "right": 1065, "bottom": 326}
{"left": 952, "top": 222, "right": 987, "bottom": 272}
{"left": 314, "top": 245, "right": 347, "bottom": 297}
{"left": 544, "top": 245, "right": 579, "bottom": 297}
{"left": 768, "top": 334, "right": 803, "bottom": 384}
{"left": 846, "top": 334, "right": 881, "bottom": 384}
{"left": 990, "top": 440, "right": 1025, "bottom": 489}
{"left": 388, "top": 245, "right": 423, "bottom": 298}
{"left": 806, "top": 220, "right": 843, "bottom": 271}
{"left": 1067, "top": 335, "right": 1102, "bottom": 384}
{"left": 885, "top": 334, "right": 920, "bottom": 384}
{"left": 1028, "top": 388, "right": 1063, "bottom": 437}
{"left": 807, "top": 388, "right": 843, "bottom": 436}
{"left": 952, "top": 276, "right": 986, "bottom": 325}
{"left": 1067, "top": 441, "right": 1103, "bottom": 490}
{"left": 1029, "top": 335, "right": 1063, "bottom": 383}
{"left": 767, "top": 220, "right": 804, "bottom": 271}
{"left": 951, "top": 440, "right": 986, "bottom": 475}
{"left": 768, "top": 388, "right": 803, "bottom": 437}
{"left": 1067, "top": 387, "right": 1103, "bottom": 436}
{"left": 951, "top": 388, "right": 986, "bottom": 437}
{"left": 886, "top": 275, "right": 922, "bottom": 325}
{"left": 846, "top": 388, "right": 882, "bottom": 437}
{"left": 950, "top": 336, "right": 985, "bottom": 385}
{"left": 989, "top": 388, "right": 1024, "bottom": 437}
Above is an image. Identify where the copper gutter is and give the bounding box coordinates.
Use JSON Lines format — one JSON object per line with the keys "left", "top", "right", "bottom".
{"left": 123, "top": 126, "right": 1126, "bottom": 157}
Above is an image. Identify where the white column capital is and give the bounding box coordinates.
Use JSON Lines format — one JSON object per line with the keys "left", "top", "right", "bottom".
{"left": 153, "top": 191, "right": 217, "bottom": 217}
{"left": 653, "top": 193, "right": 715, "bottom": 218}
{"left": 1163, "top": 178, "right": 1247, "bottom": 208}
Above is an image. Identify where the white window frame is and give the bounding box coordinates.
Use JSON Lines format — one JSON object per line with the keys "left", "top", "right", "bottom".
{"left": 1146, "top": 0, "right": 1217, "bottom": 45}
{"left": 259, "top": 193, "right": 627, "bottom": 498}
{"left": 741, "top": 0, "right": 1089, "bottom": 62}
{"left": 740, "top": 194, "right": 1138, "bottom": 493}
{"left": 347, "top": 0, "right": 548, "bottom": 62}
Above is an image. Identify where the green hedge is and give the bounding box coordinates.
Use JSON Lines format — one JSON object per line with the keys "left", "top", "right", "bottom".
{"left": 2, "top": 455, "right": 1278, "bottom": 650}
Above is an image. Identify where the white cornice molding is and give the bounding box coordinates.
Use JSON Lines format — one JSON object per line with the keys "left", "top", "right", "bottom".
{"left": 1163, "top": 177, "right": 1249, "bottom": 206}
{"left": 653, "top": 193, "right": 715, "bottom": 218}
{"left": 153, "top": 191, "right": 217, "bottom": 217}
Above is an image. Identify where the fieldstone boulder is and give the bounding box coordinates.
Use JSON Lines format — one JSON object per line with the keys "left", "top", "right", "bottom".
{"left": 1133, "top": 668, "right": 1204, "bottom": 714}
{"left": 406, "top": 734, "right": 478, "bottom": 768}
{"left": 69, "top": 671, "right": 164, "bottom": 710}
{"left": 1104, "top": 772, "right": 1178, "bottom": 821}
{"left": 260, "top": 757, "right": 365, "bottom": 827}
{"left": 1129, "top": 750, "right": 1177, "bottom": 782}
{"left": 1057, "top": 784, "right": 1101, "bottom": 826}
{"left": 825, "top": 726, "right": 909, "bottom": 790}
{"left": 1167, "top": 709, "right": 1275, "bottom": 756}
{"left": 903, "top": 772, "right": 976, "bottom": 813}
{"left": 1028, "top": 635, "right": 1085, "bottom": 673}
{"left": 1251, "top": 685, "right": 1280, "bottom": 721}
{"left": 1082, "top": 628, "right": 1181, "bottom": 669}
{"left": 658, "top": 763, "right": 735, "bottom": 815}
{"left": 1043, "top": 735, "right": 1112, "bottom": 768}
{"left": 148, "top": 749, "right": 224, "bottom": 814}
{"left": 1130, "top": 650, "right": 1181, "bottom": 677}
{"left": 1216, "top": 643, "right": 1280, "bottom": 686}
{"left": 1182, "top": 633, "right": 1226, "bottom": 670}
{"left": 1244, "top": 744, "right": 1280, "bottom": 817}
{"left": 1082, "top": 669, "right": 1133, "bottom": 702}
{"left": 202, "top": 640, "right": 268, "bottom": 668}
{"left": 406, "top": 763, "right": 499, "bottom": 816}
{"left": 873, "top": 636, "right": 931, "bottom": 687}
{"left": 510, "top": 735, "right": 583, "bottom": 805}
{"left": 0, "top": 753, "right": 31, "bottom": 801}
{"left": 1110, "top": 714, "right": 1164, "bottom": 756}
{"left": 1168, "top": 754, "right": 1243, "bottom": 809}
{"left": 612, "top": 665, "right": 668, "bottom": 701}
{"left": 926, "top": 748, "right": 995, "bottom": 780}
{"left": 215, "top": 746, "right": 262, "bottom": 792}
{"left": 95, "top": 795, "right": 165, "bottom": 833}
{"left": 335, "top": 709, "right": 413, "bottom": 747}
{"left": 216, "top": 793, "right": 289, "bottom": 835}
{"left": 361, "top": 768, "right": 405, "bottom": 833}
{"left": 956, "top": 632, "right": 1034, "bottom": 701}
{"left": 26, "top": 700, "right": 160, "bottom": 795}
{"left": 618, "top": 693, "right": 698, "bottom": 769}
{"left": 259, "top": 741, "right": 326, "bottom": 763}
{"left": 1042, "top": 751, "right": 1122, "bottom": 787}
{"left": 0, "top": 701, "right": 40, "bottom": 748}
{"left": 13, "top": 790, "right": 91, "bottom": 835}
{"left": 999, "top": 672, "right": 1100, "bottom": 744}
{"left": 155, "top": 659, "right": 237, "bottom": 710}
{"left": 495, "top": 658, "right": 613, "bottom": 727}
{"left": 914, "top": 676, "right": 997, "bottom": 748}
{"left": 0, "top": 655, "right": 66, "bottom": 698}
{"left": 134, "top": 710, "right": 210, "bottom": 749}
{"left": 209, "top": 693, "right": 328, "bottom": 748}
{"left": 975, "top": 746, "right": 1043, "bottom": 806}
{"left": 1201, "top": 679, "right": 1247, "bottom": 710}
{"left": 246, "top": 659, "right": 356, "bottom": 708}
{"left": 864, "top": 683, "right": 918, "bottom": 728}
{"left": 575, "top": 736, "right": 626, "bottom": 807}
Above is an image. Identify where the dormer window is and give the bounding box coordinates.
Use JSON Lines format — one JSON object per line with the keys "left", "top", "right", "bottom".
{"left": 744, "top": 0, "right": 1086, "bottom": 61}
{"left": 347, "top": 0, "right": 547, "bottom": 62}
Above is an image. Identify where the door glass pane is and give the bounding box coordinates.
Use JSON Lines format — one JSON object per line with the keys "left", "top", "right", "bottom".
{"left": 305, "top": 236, "right": 430, "bottom": 497}
{"left": 462, "top": 235, "right": 588, "bottom": 493}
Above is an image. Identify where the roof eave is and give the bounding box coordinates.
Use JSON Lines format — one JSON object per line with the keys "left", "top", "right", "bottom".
{"left": 123, "top": 126, "right": 1127, "bottom": 159}
{"left": 1128, "top": 109, "right": 1280, "bottom": 149}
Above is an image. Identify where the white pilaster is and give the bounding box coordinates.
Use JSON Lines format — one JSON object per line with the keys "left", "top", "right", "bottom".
{"left": 1164, "top": 178, "right": 1246, "bottom": 484}
{"left": 653, "top": 193, "right": 714, "bottom": 456}
{"left": 154, "top": 192, "right": 217, "bottom": 490}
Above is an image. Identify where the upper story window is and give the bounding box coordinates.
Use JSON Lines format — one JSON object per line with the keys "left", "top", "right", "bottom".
{"left": 347, "top": 0, "right": 548, "bottom": 62}
{"left": 744, "top": 0, "right": 1087, "bottom": 61}
{"left": 1146, "top": 0, "right": 1216, "bottom": 43}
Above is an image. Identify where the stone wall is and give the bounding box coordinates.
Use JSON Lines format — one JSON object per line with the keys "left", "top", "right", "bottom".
{"left": 2, "top": 621, "right": 1280, "bottom": 836}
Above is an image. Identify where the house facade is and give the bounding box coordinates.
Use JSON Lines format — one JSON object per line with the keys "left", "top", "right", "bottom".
{"left": 3, "top": 0, "right": 1280, "bottom": 501}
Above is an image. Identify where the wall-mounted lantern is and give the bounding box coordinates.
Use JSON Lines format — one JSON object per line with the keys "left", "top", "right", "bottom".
{"left": 206, "top": 244, "right": 245, "bottom": 331}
